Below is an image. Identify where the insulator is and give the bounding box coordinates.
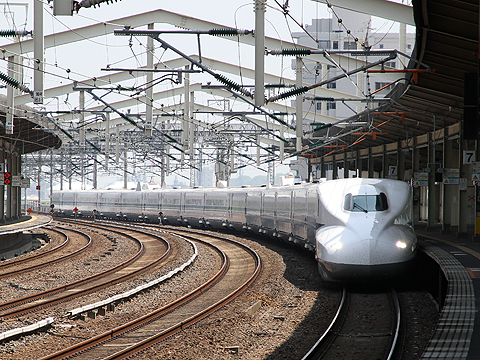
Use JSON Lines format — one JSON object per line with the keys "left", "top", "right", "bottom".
{"left": 0, "top": 30, "right": 31, "bottom": 37}
{"left": 214, "top": 74, "right": 253, "bottom": 98}
{"left": 76, "top": 0, "right": 121, "bottom": 9}
{"left": 0, "top": 71, "right": 32, "bottom": 95}
{"left": 275, "top": 49, "right": 312, "bottom": 56}
{"left": 269, "top": 86, "right": 309, "bottom": 102}
{"left": 209, "top": 28, "right": 252, "bottom": 36}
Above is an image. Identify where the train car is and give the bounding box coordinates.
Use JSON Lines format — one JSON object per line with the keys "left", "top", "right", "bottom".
{"left": 52, "top": 178, "right": 416, "bottom": 282}
{"left": 314, "top": 178, "right": 416, "bottom": 281}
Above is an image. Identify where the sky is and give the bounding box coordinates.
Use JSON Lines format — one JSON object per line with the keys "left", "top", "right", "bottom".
{"left": 0, "top": 0, "right": 415, "bottom": 188}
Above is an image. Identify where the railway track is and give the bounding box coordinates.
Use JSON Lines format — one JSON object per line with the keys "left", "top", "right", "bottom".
{"left": 302, "top": 285, "right": 403, "bottom": 360}
{"left": 0, "top": 227, "right": 91, "bottom": 279}
{"left": 40, "top": 223, "right": 262, "bottom": 360}
{"left": 0, "top": 223, "right": 170, "bottom": 319}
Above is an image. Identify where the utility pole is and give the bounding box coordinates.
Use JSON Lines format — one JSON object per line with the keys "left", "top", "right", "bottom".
{"left": 296, "top": 57, "right": 303, "bottom": 152}
{"left": 254, "top": 0, "right": 265, "bottom": 107}
{"left": 34, "top": 0, "right": 44, "bottom": 104}
{"left": 145, "top": 23, "right": 154, "bottom": 137}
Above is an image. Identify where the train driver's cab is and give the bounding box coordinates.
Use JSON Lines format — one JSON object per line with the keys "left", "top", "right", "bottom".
{"left": 343, "top": 185, "right": 388, "bottom": 213}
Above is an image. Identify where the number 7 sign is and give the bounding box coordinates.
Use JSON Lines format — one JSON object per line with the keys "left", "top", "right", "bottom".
{"left": 464, "top": 150, "right": 476, "bottom": 164}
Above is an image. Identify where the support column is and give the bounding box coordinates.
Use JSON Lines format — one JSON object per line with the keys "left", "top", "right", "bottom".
{"left": 427, "top": 133, "right": 437, "bottom": 230}
{"left": 115, "top": 126, "right": 120, "bottom": 164}
{"left": 145, "top": 23, "right": 154, "bottom": 137}
{"left": 295, "top": 57, "right": 303, "bottom": 152}
{"left": 37, "top": 154, "right": 41, "bottom": 210}
{"left": 279, "top": 121, "right": 285, "bottom": 162}
{"left": 11, "top": 154, "right": 17, "bottom": 219}
{"left": 79, "top": 91, "right": 85, "bottom": 190}
{"left": 6, "top": 155, "right": 12, "bottom": 219}
{"left": 33, "top": 0, "right": 44, "bottom": 104}
{"left": 6, "top": 56, "right": 14, "bottom": 135}
{"left": 368, "top": 147, "right": 374, "bottom": 178}
{"left": 16, "top": 154, "right": 21, "bottom": 218}
{"left": 397, "top": 141, "right": 405, "bottom": 181}
{"left": 182, "top": 66, "right": 190, "bottom": 165}
{"left": 161, "top": 156, "right": 166, "bottom": 188}
{"left": 49, "top": 150, "right": 53, "bottom": 205}
{"left": 68, "top": 157, "right": 72, "bottom": 190}
{"left": 399, "top": 23, "right": 407, "bottom": 68}
{"left": 382, "top": 145, "right": 388, "bottom": 178}
{"left": 60, "top": 150, "right": 63, "bottom": 191}
{"left": 189, "top": 90, "right": 195, "bottom": 187}
{"left": 254, "top": 0, "right": 265, "bottom": 107}
{"left": 355, "top": 149, "right": 360, "bottom": 178}
{"left": 321, "top": 157, "right": 326, "bottom": 178}
{"left": 458, "top": 139, "right": 469, "bottom": 236}
{"left": 105, "top": 112, "right": 110, "bottom": 171}
{"left": 412, "top": 137, "right": 420, "bottom": 225}
{"left": 343, "top": 151, "right": 348, "bottom": 178}
{"left": 442, "top": 135, "right": 454, "bottom": 233}
{"left": 93, "top": 154, "right": 97, "bottom": 189}
{"left": 0, "top": 149, "right": 5, "bottom": 222}
{"left": 332, "top": 156, "right": 338, "bottom": 180}
{"left": 123, "top": 148, "right": 128, "bottom": 190}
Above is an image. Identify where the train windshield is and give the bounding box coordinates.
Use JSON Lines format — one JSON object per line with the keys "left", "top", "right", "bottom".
{"left": 344, "top": 193, "right": 388, "bottom": 212}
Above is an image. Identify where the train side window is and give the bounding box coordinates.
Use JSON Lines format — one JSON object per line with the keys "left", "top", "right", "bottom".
{"left": 344, "top": 193, "right": 352, "bottom": 210}
{"left": 376, "top": 193, "right": 388, "bottom": 211}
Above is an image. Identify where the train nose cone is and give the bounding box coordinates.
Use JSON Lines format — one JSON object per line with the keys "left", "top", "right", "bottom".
{"left": 317, "top": 225, "right": 416, "bottom": 263}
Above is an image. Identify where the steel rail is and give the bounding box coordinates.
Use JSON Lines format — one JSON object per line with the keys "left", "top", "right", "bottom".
{"left": 301, "top": 286, "right": 402, "bottom": 360}
{"left": 0, "top": 227, "right": 91, "bottom": 279}
{"left": 40, "top": 230, "right": 228, "bottom": 360}
{"left": 301, "top": 285, "right": 347, "bottom": 360}
{"left": 41, "top": 226, "right": 261, "bottom": 360}
{"left": 0, "top": 224, "right": 170, "bottom": 319}
{"left": 0, "top": 227, "right": 69, "bottom": 270}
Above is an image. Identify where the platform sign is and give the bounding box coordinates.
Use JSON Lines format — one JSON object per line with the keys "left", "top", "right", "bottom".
{"left": 11, "top": 175, "right": 21, "bottom": 187}
{"left": 413, "top": 172, "right": 428, "bottom": 187}
{"left": 473, "top": 162, "right": 480, "bottom": 182}
{"left": 21, "top": 178, "right": 30, "bottom": 188}
{"left": 443, "top": 168, "right": 460, "bottom": 184}
{"left": 387, "top": 166, "right": 398, "bottom": 179}
{"left": 464, "top": 150, "right": 476, "bottom": 164}
{"left": 460, "top": 178, "right": 468, "bottom": 191}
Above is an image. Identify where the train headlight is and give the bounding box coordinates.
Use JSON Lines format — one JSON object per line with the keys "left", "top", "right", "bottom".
{"left": 396, "top": 241, "right": 407, "bottom": 249}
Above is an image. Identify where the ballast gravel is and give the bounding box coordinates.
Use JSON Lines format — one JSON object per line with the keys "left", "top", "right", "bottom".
{"left": 0, "top": 224, "right": 439, "bottom": 360}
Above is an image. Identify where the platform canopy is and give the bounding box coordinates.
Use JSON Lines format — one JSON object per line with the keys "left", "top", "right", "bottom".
{"left": 0, "top": 94, "right": 62, "bottom": 154}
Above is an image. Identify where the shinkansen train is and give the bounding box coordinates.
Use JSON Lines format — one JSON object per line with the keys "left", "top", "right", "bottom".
{"left": 52, "top": 178, "right": 417, "bottom": 281}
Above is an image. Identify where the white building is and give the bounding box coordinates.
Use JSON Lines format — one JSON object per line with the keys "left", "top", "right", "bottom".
{"left": 292, "top": 9, "right": 415, "bottom": 121}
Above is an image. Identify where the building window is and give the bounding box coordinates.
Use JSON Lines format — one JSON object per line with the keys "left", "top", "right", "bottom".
{"left": 327, "top": 82, "right": 336, "bottom": 89}
{"left": 327, "top": 102, "right": 336, "bottom": 110}
{"left": 343, "top": 41, "right": 356, "bottom": 50}
{"left": 318, "top": 40, "right": 330, "bottom": 49}
{"left": 385, "top": 61, "right": 396, "bottom": 68}
{"left": 379, "top": 44, "right": 384, "bottom": 49}
{"left": 332, "top": 41, "right": 338, "bottom": 50}
{"left": 316, "top": 102, "right": 322, "bottom": 111}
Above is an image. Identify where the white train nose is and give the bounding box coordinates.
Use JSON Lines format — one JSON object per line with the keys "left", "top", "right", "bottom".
{"left": 316, "top": 224, "right": 417, "bottom": 281}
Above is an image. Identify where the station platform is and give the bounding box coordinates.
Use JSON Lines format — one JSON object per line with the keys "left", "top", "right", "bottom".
{"left": 415, "top": 226, "right": 480, "bottom": 360}
{"left": 0, "top": 214, "right": 52, "bottom": 260}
